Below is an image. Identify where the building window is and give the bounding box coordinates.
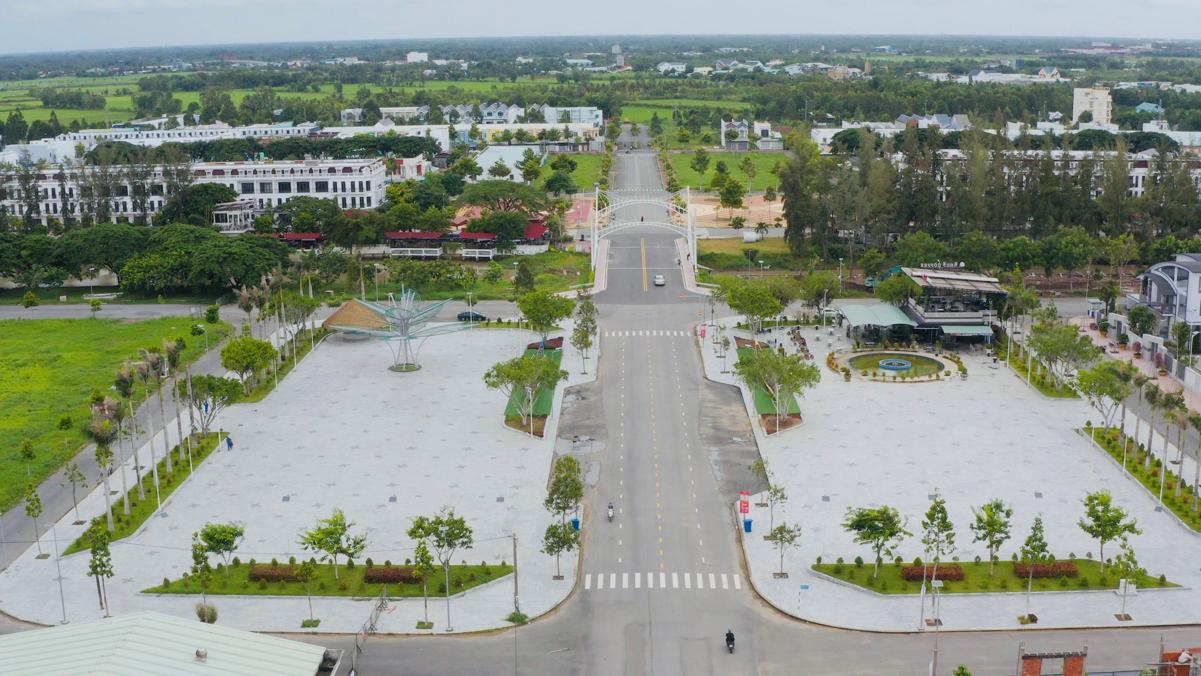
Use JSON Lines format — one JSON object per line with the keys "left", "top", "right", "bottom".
{"left": 296, "top": 181, "right": 310, "bottom": 193}
{"left": 366, "top": 196, "right": 372, "bottom": 207}
{"left": 278, "top": 182, "right": 292, "bottom": 194}
{"left": 315, "top": 181, "right": 329, "bottom": 193}
{"left": 241, "top": 182, "right": 255, "bottom": 194}
{"left": 259, "top": 182, "right": 273, "bottom": 194}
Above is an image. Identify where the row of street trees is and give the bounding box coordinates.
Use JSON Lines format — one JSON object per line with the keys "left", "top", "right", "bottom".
{"left": 839, "top": 491, "right": 1142, "bottom": 621}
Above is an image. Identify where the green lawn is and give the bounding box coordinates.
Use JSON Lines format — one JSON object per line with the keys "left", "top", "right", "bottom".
{"left": 813, "top": 559, "right": 1173, "bottom": 594}
{"left": 64, "top": 433, "right": 222, "bottom": 555}
{"left": 735, "top": 347, "right": 801, "bottom": 415}
{"left": 146, "top": 560, "right": 512, "bottom": 598}
{"left": 1092, "top": 426, "right": 1201, "bottom": 532}
{"left": 0, "top": 286, "right": 223, "bottom": 306}
{"left": 504, "top": 348, "right": 564, "bottom": 418}
{"left": 0, "top": 317, "right": 231, "bottom": 512}
{"left": 669, "top": 152, "right": 788, "bottom": 191}
{"left": 538, "top": 153, "right": 603, "bottom": 193}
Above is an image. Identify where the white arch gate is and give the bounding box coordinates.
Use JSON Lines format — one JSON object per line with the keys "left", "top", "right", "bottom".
{"left": 589, "top": 186, "right": 697, "bottom": 276}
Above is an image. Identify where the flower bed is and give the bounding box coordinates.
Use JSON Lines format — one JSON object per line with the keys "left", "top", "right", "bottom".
{"left": 1092, "top": 426, "right": 1201, "bottom": 532}
{"left": 1014, "top": 561, "right": 1078, "bottom": 579}
{"left": 363, "top": 566, "right": 423, "bottom": 584}
{"left": 248, "top": 565, "right": 299, "bottom": 583}
{"left": 900, "top": 565, "right": 964, "bottom": 582}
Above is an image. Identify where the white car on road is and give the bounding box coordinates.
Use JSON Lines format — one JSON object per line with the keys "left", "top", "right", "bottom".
{"left": 653, "top": 275, "right": 666, "bottom": 287}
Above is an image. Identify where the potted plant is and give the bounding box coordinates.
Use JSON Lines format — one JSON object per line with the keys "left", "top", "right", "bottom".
{"left": 841, "top": 366, "right": 851, "bottom": 381}
{"left": 1133, "top": 341, "right": 1142, "bottom": 358}
{"left": 1098, "top": 319, "right": 1109, "bottom": 336}
{"left": 1118, "top": 333, "right": 1129, "bottom": 348}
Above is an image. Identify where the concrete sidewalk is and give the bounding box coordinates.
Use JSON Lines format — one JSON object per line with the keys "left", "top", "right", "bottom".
{"left": 702, "top": 316, "right": 1201, "bottom": 632}
{"left": 0, "top": 320, "right": 594, "bottom": 634}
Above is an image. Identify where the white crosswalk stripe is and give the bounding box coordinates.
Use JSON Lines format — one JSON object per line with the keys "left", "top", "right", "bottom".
{"left": 581, "top": 571, "right": 739, "bottom": 593}
{"left": 603, "top": 330, "right": 690, "bottom": 338}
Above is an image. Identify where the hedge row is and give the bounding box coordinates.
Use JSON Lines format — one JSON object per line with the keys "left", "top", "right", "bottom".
{"left": 900, "top": 565, "right": 965, "bottom": 582}
{"left": 1014, "top": 561, "right": 1079, "bottom": 579}
{"left": 248, "top": 565, "right": 299, "bottom": 583}
{"left": 363, "top": 566, "right": 423, "bottom": 584}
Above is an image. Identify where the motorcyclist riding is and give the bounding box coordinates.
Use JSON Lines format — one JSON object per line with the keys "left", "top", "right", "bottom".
{"left": 607, "top": 502, "right": 614, "bottom": 521}
{"left": 725, "top": 629, "right": 735, "bottom": 653}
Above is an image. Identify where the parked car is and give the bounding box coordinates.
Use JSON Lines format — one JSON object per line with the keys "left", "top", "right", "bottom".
{"left": 653, "top": 275, "right": 666, "bottom": 287}
{"left": 457, "top": 311, "right": 487, "bottom": 322}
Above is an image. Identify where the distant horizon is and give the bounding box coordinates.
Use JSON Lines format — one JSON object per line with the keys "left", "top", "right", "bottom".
{"left": 4, "top": 0, "right": 1201, "bottom": 58}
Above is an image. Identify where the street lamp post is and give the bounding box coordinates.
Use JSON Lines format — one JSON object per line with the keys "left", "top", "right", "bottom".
{"left": 51, "top": 521, "right": 68, "bottom": 624}
{"left": 757, "top": 260, "right": 765, "bottom": 274}
{"left": 838, "top": 258, "right": 844, "bottom": 293}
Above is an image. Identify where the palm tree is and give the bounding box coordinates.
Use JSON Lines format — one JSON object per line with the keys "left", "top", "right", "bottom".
{"left": 87, "top": 413, "right": 118, "bottom": 532}
{"left": 123, "top": 395, "right": 145, "bottom": 501}
{"left": 1161, "top": 392, "right": 1186, "bottom": 501}
{"left": 1112, "top": 362, "right": 1138, "bottom": 467}
{"left": 237, "top": 286, "right": 255, "bottom": 333}
{"left": 133, "top": 359, "right": 163, "bottom": 505}
{"left": 164, "top": 339, "right": 186, "bottom": 469}
{"left": 1130, "top": 371, "right": 1150, "bottom": 466}
{"left": 139, "top": 349, "right": 173, "bottom": 474}
{"left": 100, "top": 397, "right": 131, "bottom": 515}
{"left": 1143, "top": 384, "right": 1163, "bottom": 471}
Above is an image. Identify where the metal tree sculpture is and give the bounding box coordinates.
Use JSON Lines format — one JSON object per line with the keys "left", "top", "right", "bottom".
{"left": 325, "top": 289, "right": 468, "bottom": 372}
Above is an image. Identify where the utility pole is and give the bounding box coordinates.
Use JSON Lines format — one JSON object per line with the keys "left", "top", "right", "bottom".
{"left": 512, "top": 532, "right": 520, "bottom": 614}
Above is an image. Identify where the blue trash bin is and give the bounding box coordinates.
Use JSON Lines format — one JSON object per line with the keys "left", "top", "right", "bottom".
{"left": 571, "top": 517, "right": 580, "bottom": 531}
{"left": 743, "top": 518, "right": 752, "bottom": 533}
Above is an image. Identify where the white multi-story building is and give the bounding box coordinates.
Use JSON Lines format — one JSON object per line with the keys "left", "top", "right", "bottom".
{"left": 0, "top": 158, "right": 386, "bottom": 227}
{"left": 921, "top": 148, "right": 1201, "bottom": 200}
{"left": 528, "top": 105, "right": 603, "bottom": 127}
{"left": 58, "top": 121, "right": 320, "bottom": 148}
{"left": 1073, "top": 87, "right": 1113, "bottom": 125}
{"left": 405, "top": 51, "right": 429, "bottom": 64}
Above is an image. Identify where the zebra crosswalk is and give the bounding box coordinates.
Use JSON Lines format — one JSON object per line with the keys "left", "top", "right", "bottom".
{"left": 582, "top": 571, "right": 742, "bottom": 592}
{"left": 603, "top": 330, "right": 692, "bottom": 338}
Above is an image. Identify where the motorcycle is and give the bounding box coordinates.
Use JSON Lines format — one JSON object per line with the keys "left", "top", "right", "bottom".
{"left": 726, "top": 634, "right": 735, "bottom": 654}
{"left": 607, "top": 503, "right": 614, "bottom": 522}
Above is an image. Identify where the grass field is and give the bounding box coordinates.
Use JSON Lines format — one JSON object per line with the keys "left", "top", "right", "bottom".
{"left": 0, "top": 75, "right": 577, "bottom": 129}
{"left": 0, "top": 286, "right": 223, "bottom": 306}
{"left": 698, "top": 237, "right": 800, "bottom": 271}
{"left": 146, "top": 560, "right": 513, "bottom": 600}
{"left": 736, "top": 347, "right": 802, "bottom": 415}
{"left": 0, "top": 317, "right": 231, "bottom": 512}
{"left": 538, "top": 153, "right": 603, "bottom": 193}
{"left": 812, "top": 559, "right": 1173, "bottom": 594}
{"left": 698, "top": 237, "right": 790, "bottom": 255}
{"left": 670, "top": 151, "right": 787, "bottom": 191}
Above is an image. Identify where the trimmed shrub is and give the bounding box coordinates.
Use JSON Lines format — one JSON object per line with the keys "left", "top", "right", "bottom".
{"left": 1013, "top": 562, "right": 1078, "bottom": 579}
{"left": 900, "top": 565, "right": 965, "bottom": 582}
{"left": 248, "top": 565, "right": 299, "bottom": 583}
{"left": 363, "top": 567, "right": 423, "bottom": 584}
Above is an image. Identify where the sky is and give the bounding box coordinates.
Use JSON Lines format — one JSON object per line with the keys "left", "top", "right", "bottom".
{"left": 2, "top": 0, "right": 1201, "bottom": 55}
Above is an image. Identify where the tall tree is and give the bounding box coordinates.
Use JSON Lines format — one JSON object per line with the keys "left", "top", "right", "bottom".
{"left": 1078, "top": 491, "right": 1140, "bottom": 573}
{"left": 969, "top": 499, "right": 1013, "bottom": 575}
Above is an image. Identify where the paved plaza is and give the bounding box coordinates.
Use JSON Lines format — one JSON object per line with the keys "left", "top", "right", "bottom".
{"left": 702, "top": 315, "right": 1201, "bottom": 631}
{"left": 0, "top": 322, "right": 592, "bottom": 633}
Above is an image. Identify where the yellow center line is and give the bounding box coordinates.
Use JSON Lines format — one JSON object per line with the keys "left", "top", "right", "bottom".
{"left": 640, "top": 237, "right": 648, "bottom": 292}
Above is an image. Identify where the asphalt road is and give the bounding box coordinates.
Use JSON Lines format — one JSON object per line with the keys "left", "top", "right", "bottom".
{"left": 5, "top": 144, "right": 1201, "bottom": 673}
{"left": 311, "top": 149, "right": 1201, "bottom": 674}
